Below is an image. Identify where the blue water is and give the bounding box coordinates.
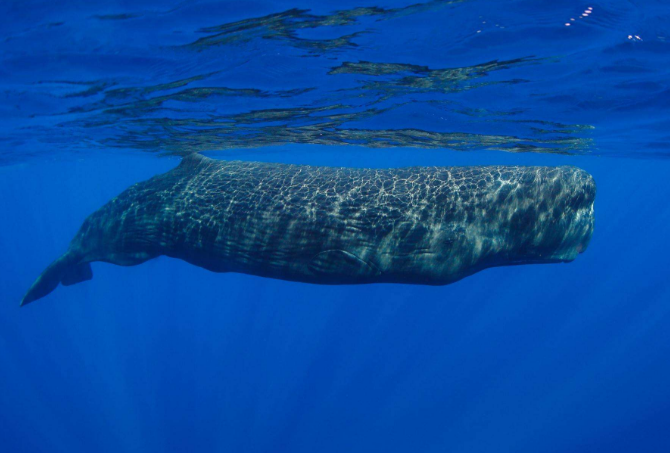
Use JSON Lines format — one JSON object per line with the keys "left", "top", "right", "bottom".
{"left": 2, "top": 0, "right": 670, "bottom": 451}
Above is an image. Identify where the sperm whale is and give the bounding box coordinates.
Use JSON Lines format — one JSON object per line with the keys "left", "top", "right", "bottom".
{"left": 21, "top": 154, "right": 595, "bottom": 305}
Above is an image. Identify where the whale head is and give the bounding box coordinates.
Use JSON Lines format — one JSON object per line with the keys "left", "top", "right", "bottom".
{"left": 499, "top": 165, "right": 596, "bottom": 266}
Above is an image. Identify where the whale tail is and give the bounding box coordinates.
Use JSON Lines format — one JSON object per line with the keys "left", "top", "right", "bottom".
{"left": 21, "top": 252, "right": 92, "bottom": 306}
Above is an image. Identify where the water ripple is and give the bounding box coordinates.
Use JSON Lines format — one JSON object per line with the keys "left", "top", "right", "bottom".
{"left": 2, "top": 0, "right": 669, "bottom": 163}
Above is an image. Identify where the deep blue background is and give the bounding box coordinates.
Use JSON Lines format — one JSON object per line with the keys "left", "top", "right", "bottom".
{"left": 2, "top": 0, "right": 670, "bottom": 451}
{"left": 2, "top": 149, "right": 670, "bottom": 452}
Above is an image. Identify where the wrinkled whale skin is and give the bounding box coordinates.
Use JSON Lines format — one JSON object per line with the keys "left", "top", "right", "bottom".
{"left": 22, "top": 154, "right": 595, "bottom": 305}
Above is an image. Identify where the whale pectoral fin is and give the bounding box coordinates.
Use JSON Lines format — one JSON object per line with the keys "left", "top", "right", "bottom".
{"left": 308, "top": 250, "right": 381, "bottom": 282}
{"left": 62, "top": 262, "right": 93, "bottom": 286}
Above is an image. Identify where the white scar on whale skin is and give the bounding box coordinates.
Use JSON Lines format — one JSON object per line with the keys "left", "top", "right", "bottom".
{"left": 21, "top": 154, "right": 596, "bottom": 306}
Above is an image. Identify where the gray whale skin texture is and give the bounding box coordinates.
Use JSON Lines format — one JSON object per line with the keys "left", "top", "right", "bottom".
{"left": 22, "top": 154, "right": 595, "bottom": 305}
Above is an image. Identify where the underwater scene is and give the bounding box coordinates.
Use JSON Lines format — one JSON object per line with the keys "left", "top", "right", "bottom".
{"left": 1, "top": 0, "right": 670, "bottom": 451}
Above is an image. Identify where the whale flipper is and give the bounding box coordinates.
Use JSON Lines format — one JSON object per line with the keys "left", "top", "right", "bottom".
{"left": 21, "top": 252, "right": 85, "bottom": 306}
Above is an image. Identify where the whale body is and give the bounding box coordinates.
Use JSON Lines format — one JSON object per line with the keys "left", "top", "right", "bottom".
{"left": 22, "top": 154, "right": 595, "bottom": 305}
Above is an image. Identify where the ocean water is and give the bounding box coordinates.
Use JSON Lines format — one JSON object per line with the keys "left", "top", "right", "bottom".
{"left": 1, "top": 0, "right": 670, "bottom": 451}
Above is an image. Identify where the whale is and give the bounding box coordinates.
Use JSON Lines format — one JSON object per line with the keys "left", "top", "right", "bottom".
{"left": 21, "top": 154, "right": 595, "bottom": 305}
